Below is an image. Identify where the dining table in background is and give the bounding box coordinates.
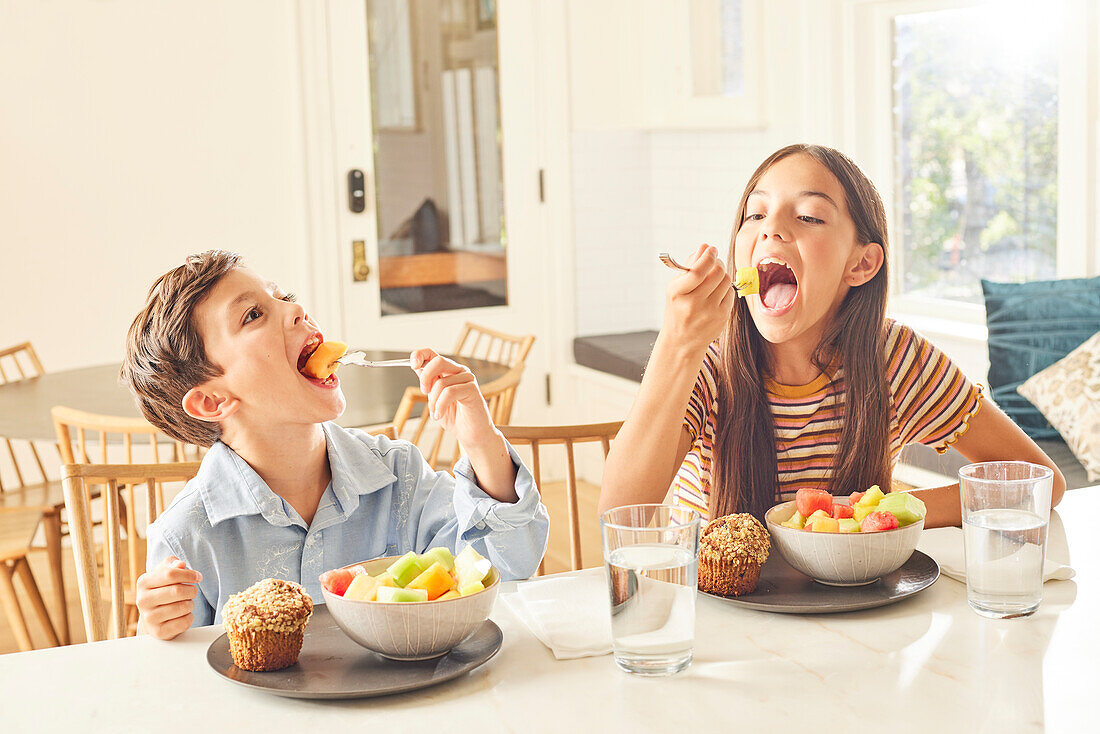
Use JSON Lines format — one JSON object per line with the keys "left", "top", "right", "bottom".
{"left": 0, "top": 350, "right": 510, "bottom": 442}
{"left": 0, "top": 488, "right": 1094, "bottom": 733}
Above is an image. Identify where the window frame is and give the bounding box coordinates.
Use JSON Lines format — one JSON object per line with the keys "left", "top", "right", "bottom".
{"left": 841, "top": 0, "right": 1095, "bottom": 330}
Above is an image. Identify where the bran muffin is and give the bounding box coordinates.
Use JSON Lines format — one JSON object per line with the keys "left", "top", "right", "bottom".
{"left": 698, "top": 513, "right": 771, "bottom": 596}
{"left": 223, "top": 578, "right": 313, "bottom": 671}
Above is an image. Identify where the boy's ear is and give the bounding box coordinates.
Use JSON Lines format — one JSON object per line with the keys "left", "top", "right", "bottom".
{"left": 845, "top": 242, "right": 885, "bottom": 286}
{"left": 182, "top": 385, "right": 240, "bottom": 424}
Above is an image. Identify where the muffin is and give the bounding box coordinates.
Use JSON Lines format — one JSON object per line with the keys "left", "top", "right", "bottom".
{"left": 223, "top": 578, "right": 313, "bottom": 672}
{"left": 698, "top": 513, "right": 771, "bottom": 596}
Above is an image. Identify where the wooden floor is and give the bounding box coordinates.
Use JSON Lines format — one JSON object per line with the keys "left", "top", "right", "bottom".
{"left": 0, "top": 480, "right": 606, "bottom": 656}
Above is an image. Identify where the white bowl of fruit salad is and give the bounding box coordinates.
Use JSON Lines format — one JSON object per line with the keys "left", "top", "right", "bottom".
{"left": 763, "top": 486, "right": 927, "bottom": 586}
{"left": 320, "top": 546, "right": 499, "bottom": 660}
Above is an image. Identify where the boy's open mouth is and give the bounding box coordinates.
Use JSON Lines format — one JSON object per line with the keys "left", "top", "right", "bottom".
{"left": 757, "top": 257, "right": 798, "bottom": 311}
{"left": 297, "top": 334, "right": 339, "bottom": 387}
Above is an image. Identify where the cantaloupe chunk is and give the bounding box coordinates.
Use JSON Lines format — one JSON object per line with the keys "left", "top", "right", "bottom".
{"left": 406, "top": 562, "right": 455, "bottom": 600}
{"left": 301, "top": 341, "right": 348, "bottom": 380}
{"left": 437, "top": 590, "right": 461, "bottom": 601}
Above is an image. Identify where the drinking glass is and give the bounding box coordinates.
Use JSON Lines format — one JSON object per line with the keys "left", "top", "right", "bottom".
{"left": 600, "top": 504, "right": 700, "bottom": 676}
{"left": 959, "top": 461, "right": 1054, "bottom": 618}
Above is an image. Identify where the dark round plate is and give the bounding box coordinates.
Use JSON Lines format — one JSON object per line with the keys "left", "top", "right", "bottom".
{"left": 207, "top": 605, "right": 503, "bottom": 699}
{"left": 700, "top": 550, "right": 940, "bottom": 613}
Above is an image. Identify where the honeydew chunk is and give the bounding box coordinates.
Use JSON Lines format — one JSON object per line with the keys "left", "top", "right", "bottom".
{"left": 788, "top": 511, "right": 806, "bottom": 529}
{"left": 780, "top": 520, "right": 802, "bottom": 530}
{"left": 734, "top": 266, "right": 760, "bottom": 296}
{"left": 387, "top": 551, "right": 428, "bottom": 588}
{"left": 406, "top": 562, "right": 455, "bottom": 600}
{"left": 376, "top": 586, "right": 429, "bottom": 603}
{"left": 437, "top": 590, "right": 461, "bottom": 601}
{"left": 877, "top": 492, "right": 927, "bottom": 526}
{"left": 458, "top": 580, "right": 485, "bottom": 597}
{"left": 837, "top": 518, "right": 861, "bottom": 533}
{"left": 855, "top": 484, "right": 885, "bottom": 508}
{"left": 455, "top": 546, "right": 492, "bottom": 583}
{"left": 301, "top": 341, "right": 348, "bottom": 380}
{"left": 420, "top": 546, "right": 455, "bottom": 572}
{"left": 343, "top": 573, "right": 381, "bottom": 602}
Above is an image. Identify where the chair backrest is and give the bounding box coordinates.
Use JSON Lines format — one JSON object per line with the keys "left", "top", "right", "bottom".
{"left": 453, "top": 322, "right": 535, "bottom": 368}
{"left": 361, "top": 422, "right": 398, "bottom": 440}
{"left": 500, "top": 421, "right": 623, "bottom": 573}
{"left": 0, "top": 343, "right": 50, "bottom": 491}
{"left": 392, "top": 364, "right": 525, "bottom": 470}
{"left": 61, "top": 461, "right": 201, "bottom": 642}
{"left": 52, "top": 405, "right": 186, "bottom": 466}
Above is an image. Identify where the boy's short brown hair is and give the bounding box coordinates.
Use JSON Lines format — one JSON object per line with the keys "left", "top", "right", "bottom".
{"left": 121, "top": 250, "right": 242, "bottom": 447}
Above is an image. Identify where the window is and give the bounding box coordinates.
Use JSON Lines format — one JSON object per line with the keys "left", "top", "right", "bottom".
{"left": 892, "top": 3, "right": 1061, "bottom": 304}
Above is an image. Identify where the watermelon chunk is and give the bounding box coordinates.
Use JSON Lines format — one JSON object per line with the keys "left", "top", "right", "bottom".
{"left": 849, "top": 491, "right": 865, "bottom": 506}
{"left": 831, "top": 503, "right": 855, "bottom": 519}
{"left": 860, "top": 511, "right": 900, "bottom": 533}
{"left": 795, "top": 488, "right": 834, "bottom": 518}
{"left": 320, "top": 567, "right": 354, "bottom": 596}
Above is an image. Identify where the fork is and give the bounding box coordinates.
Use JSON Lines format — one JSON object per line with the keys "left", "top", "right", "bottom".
{"left": 335, "top": 351, "right": 412, "bottom": 368}
{"left": 659, "top": 252, "right": 758, "bottom": 295}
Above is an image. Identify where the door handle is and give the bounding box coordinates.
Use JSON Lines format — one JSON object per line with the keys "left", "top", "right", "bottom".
{"left": 352, "top": 240, "right": 371, "bottom": 281}
{"left": 348, "top": 169, "right": 366, "bottom": 213}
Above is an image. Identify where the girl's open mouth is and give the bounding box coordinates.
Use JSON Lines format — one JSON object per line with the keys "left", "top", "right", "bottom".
{"left": 757, "top": 258, "right": 798, "bottom": 311}
{"left": 297, "top": 334, "right": 339, "bottom": 388}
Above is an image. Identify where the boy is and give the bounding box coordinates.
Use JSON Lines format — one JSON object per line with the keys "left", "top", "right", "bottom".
{"left": 123, "top": 251, "right": 548, "bottom": 639}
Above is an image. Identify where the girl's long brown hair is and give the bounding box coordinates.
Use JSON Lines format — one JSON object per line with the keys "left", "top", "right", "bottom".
{"left": 710, "top": 144, "right": 891, "bottom": 520}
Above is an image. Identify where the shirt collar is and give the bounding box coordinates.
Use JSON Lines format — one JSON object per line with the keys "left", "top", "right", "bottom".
{"left": 198, "top": 422, "right": 398, "bottom": 526}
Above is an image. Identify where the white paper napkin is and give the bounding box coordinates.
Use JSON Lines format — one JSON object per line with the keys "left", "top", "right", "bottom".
{"left": 501, "top": 569, "right": 613, "bottom": 659}
{"left": 917, "top": 526, "right": 1075, "bottom": 583}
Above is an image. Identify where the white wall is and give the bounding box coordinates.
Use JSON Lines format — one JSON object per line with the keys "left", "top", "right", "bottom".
{"left": 0, "top": 0, "right": 310, "bottom": 370}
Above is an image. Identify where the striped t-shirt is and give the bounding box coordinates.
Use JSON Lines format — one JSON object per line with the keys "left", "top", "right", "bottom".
{"left": 672, "top": 320, "right": 983, "bottom": 518}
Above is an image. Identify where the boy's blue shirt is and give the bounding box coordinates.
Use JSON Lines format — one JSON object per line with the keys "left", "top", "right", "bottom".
{"left": 146, "top": 421, "right": 549, "bottom": 627}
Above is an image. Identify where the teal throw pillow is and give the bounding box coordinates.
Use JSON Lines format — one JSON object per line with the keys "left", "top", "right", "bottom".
{"left": 982, "top": 276, "right": 1100, "bottom": 439}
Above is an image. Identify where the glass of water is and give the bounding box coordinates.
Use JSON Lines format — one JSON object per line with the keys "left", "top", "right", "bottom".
{"left": 959, "top": 461, "right": 1054, "bottom": 619}
{"left": 600, "top": 504, "right": 700, "bottom": 676}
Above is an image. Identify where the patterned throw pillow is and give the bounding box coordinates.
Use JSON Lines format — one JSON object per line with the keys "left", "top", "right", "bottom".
{"left": 1017, "top": 330, "right": 1100, "bottom": 481}
{"left": 982, "top": 276, "right": 1100, "bottom": 440}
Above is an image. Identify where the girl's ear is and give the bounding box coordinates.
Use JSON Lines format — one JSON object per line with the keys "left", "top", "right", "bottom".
{"left": 182, "top": 385, "right": 240, "bottom": 423}
{"left": 844, "top": 243, "right": 885, "bottom": 286}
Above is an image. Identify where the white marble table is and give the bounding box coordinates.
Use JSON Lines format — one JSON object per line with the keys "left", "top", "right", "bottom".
{"left": 2, "top": 491, "right": 1095, "bottom": 734}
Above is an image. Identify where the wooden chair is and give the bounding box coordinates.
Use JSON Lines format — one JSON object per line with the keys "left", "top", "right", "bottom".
{"left": 453, "top": 322, "right": 535, "bottom": 369}
{"left": 361, "top": 422, "right": 397, "bottom": 440}
{"left": 0, "top": 342, "right": 74, "bottom": 644}
{"left": 393, "top": 364, "right": 524, "bottom": 470}
{"left": 61, "top": 462, "right": 201, "bottom": 642}
{"left": 501, "top": 421, "right": 623, "bottom": 574}
{"left": 0, "top": 507, "right": 60, "bottom": 651}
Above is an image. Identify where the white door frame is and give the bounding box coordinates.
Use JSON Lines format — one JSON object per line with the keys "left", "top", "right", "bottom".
{"left": 292, "top": 0, "right": 575, "bottom": 425}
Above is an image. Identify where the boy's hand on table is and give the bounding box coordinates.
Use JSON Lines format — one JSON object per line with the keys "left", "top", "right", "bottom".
{"left": 136, "top": 556, "right": 202, "bottom": 640}
{"left": 411, "top": 348, "right": 518, "bottom": 502}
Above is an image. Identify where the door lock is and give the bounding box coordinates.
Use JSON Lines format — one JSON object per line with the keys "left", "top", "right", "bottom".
{"left": 347, "top": 169, "right": 366, "bottom": 213}
{"left": 352, "top": 240, "right": 371, "bottom": 281}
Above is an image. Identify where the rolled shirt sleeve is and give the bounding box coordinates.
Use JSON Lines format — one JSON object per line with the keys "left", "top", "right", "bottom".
{"left": 401, "top": 440, "right": 549, "bottom": 581}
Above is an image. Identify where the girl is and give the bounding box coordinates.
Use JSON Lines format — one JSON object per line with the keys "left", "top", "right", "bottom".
{"left": 600, "top": 144, "right": 1065, "bottom": 527}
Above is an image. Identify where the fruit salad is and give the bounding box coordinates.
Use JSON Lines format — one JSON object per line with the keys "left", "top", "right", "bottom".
{"left": 780, "top": 486, "right": 927, "bottom": 533}
{"left": 320, "top": 546, "right": 494, "bottom": 603}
